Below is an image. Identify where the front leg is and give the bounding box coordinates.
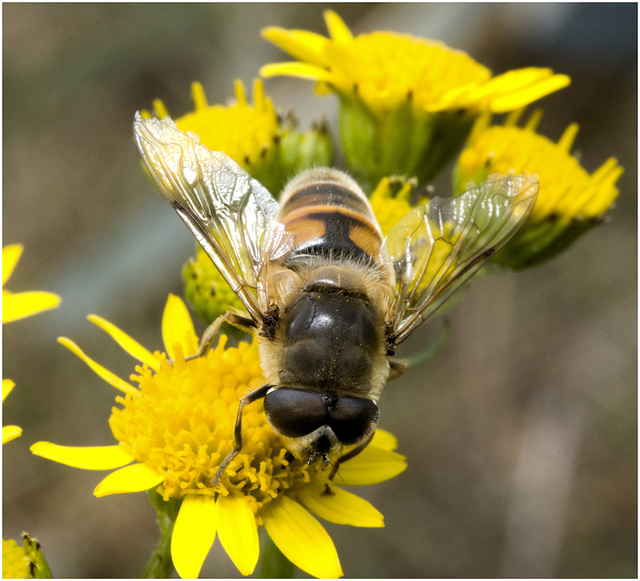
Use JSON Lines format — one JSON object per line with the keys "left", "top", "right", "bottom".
{"left": 211, "top": 383, "right": 273, "bottom": 486}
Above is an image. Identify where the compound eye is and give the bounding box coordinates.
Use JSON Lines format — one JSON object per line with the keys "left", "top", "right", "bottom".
{"left": 264, "top": 388, "right": 327, "bottom": 438}
{"left": 329, "top": 397, "right": 379, "bottom": 445}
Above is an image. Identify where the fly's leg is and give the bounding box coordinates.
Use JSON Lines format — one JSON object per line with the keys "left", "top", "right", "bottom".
{"left": 325, "top": 431, "right": 376, "bottom": 486}
{"left": 186, "top": 312, "right": 256, "bottom": 361}
{"left": 211, "top": 383, "right": 272, "bottom": 486}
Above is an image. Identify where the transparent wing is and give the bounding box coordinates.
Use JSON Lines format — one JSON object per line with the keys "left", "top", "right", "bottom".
{"left": 133, "top": 112, "right": 279, "bottom": 324}
{"left": 383, "top": 174, "right": 538, "bottom": 345}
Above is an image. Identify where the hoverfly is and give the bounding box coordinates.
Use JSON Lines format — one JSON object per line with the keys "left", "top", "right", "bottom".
{"left": 133, "top": 112, "right": 538, "bottom": 483}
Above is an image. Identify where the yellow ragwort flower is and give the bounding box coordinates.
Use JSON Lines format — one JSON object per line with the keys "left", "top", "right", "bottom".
{"left": 262, "top": 10, "right": 570, "bottom": 117}
{"left": 455, "top": 110, "right": 623, "bottom": 267}
{"left": 3, "top": 244, "right": 61, "bottom": 324}
{"left": 261, "top": 10, "right": 570, "bottom": 187}
{"left": 31, "top": 294, "right": 406, "bottom": 578}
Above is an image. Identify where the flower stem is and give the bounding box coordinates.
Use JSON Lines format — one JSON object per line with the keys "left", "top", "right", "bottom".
{"left": 258, "top": 531, "right": 295, "bottom": 578}
{"left": 142, "top": 490, "right": 181, "bottom": 578}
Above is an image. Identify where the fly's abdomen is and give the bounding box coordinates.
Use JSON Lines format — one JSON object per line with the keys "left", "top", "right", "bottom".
{"left": 276, "top": 169, "right": 384, "bottom": 269}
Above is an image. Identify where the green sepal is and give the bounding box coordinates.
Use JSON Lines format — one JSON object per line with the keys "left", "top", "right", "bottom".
{"left": 20, "top": 534, "right": 52, "bottom": 579}
{"left": 142, "top": 490, "right": 181, "bottom": 578}
{"left": 339, "top": 93, "right": 478, "bottom": 190}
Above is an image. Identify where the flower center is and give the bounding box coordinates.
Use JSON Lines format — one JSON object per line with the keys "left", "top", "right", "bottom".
{"left": 109, "top": 337, "right": 328, "bottom": 512}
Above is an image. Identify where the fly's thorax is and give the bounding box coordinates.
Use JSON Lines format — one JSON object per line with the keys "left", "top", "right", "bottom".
{"left": 259, "top": 264, "right": 390, "bottom": 399}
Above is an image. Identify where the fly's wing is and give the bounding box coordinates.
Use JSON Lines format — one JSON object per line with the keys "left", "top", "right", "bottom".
{"left": 383, "top": 174, "right": 538, "bottom": 345}
{"left": 133, "top": 112, "right": 279, "bottom": 324}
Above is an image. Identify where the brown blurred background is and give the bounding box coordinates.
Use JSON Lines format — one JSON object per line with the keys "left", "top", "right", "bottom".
{"left": 3, "top": 3, "right": 636, "bottom": 578}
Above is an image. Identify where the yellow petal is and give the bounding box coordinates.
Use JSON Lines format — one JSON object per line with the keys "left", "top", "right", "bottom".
{"left": 216, "top": 493, "right": 259, "bottom": 575}
{"left": 2, "top": 291, "right": 61, "bottom": 323}
{"left": 489, "top": 72, "right": 571, "bottom": 113}
{"left": 335, "top": 443, "right": 407, "bottom": 486}
{"left": 297, "top": 483, "right": 384, "bottom": 527}
{"left": 261, "top": 27, "right": 329, "bottom": 67}
{"left": 3, "top": 425, "right": 22, "bottom": 444}
{"left": 262, "top": 495, "right": 343, "bottom": 578}
{"left": 172, "top": 494, "right": 218, "bottom": 579}
{"left": 2, "top": 379, "right": 16, "bottom": 402}
{"left": 88, "top": 314, "right": 159, "bottom": 371}
{"left": 93, "top": 462, "right": 163, "bottom": 496}
{"left": 260, "top": 61, "right": 332, "bottom": 83}
{"left": 162, "top": 294, "right": 198, "bottom": 359}
{"left": 324, "top": 10, "right": 352, "bottom": 42}
{"left": 2, "top": 244, "right": 23, "bottom": 285}
{"left": 191, "top": 81, "right": 209, "bottom": 110}
{"left": 370, "top": 429, "right": 399, "bottom": 451}
{"left": 30, "top": 442, "right": 135, "bottom": 470}
{"left": 57, "top": 337, "right": 138, "bottom": 396}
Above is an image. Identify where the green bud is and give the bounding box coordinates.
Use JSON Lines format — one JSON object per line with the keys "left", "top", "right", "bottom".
{"left": 182, "top": 245, "right": 249, "bottom": 338}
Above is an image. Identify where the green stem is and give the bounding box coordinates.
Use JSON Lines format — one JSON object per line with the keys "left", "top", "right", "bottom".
{"left": 257, "top": 531, "right": 295, "bottom": 578}
{"left": 142, "top": 490, "right": 181, "bottom": 578}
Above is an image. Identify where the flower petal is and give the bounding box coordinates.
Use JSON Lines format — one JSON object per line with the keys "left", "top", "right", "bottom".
{"left": 88, "top": 314, "right": 159, "bottom": 371}
{"left": 262, "top": 495, "right": 342, "bottom": 578}
{"left": 3, "top": 425, "right": 22, "bottom": 444}
{"left": 260, "top": 61, "right": 333, "bottom": 83}
{"left": 2, "top": 379, "right": 16, "bottom": 402}
{"left": 216, "top": 493, "right": 259, "bottom": 575}
{"left": 324, "top": 10, "right": 352, "bottom": 42}
{"left": 371, "top": 428, "right": 399, "bottom": 451}
{"left": 297, "top": 482, "right": 384, "bottom": 527}
{"left": 30, "top": 442, "right": 135, "bottom": 469}
{"left": 336, "top": 443, "right": 407, "bottom": 486}
{"left": 172, "top": 494, "right": 218, "bottom": 579}
{"left": 2, "top": 291, "right": 61, "bottom": 323}
{"left": 58, "top": 337, "right": 138, "bottom": 396}
{"left": 162, "top": 294, "right": 198, "bottom": 359}
{"left": 261, "top": 27, "right": 330, "bottom": 68}
{"left": 2, "top": 244, "right": 23, "bottom": 285}
{"left": 93, "top": 462, "right": 163, "bottom": 497}
{"left": 487, "top": 70, "right": 571, "bottom": 113}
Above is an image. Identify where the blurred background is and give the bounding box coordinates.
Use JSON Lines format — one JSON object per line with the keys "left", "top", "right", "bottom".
{"left": 3, "top": 3, "right": 636, "bottom": 577}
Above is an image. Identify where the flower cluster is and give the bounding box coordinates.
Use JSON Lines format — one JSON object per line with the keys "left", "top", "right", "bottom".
{"left": 28, "top": 8, "right": 622, "bottom": 580}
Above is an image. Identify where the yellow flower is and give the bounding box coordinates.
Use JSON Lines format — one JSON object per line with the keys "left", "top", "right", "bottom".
{"left": 261, "top": 10, "right": 570, "bottom": 187}
{"left": 455, "top": 110, "right": 623, "bottom": 268}
{"left": 3, "top": 244, "right": 61, "bottom": 324}
{"left": 31, "top": 295, "right": 406, "bottom": 578}
{"left": 145, "top": 79, "right": 332, "bottom": 197}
